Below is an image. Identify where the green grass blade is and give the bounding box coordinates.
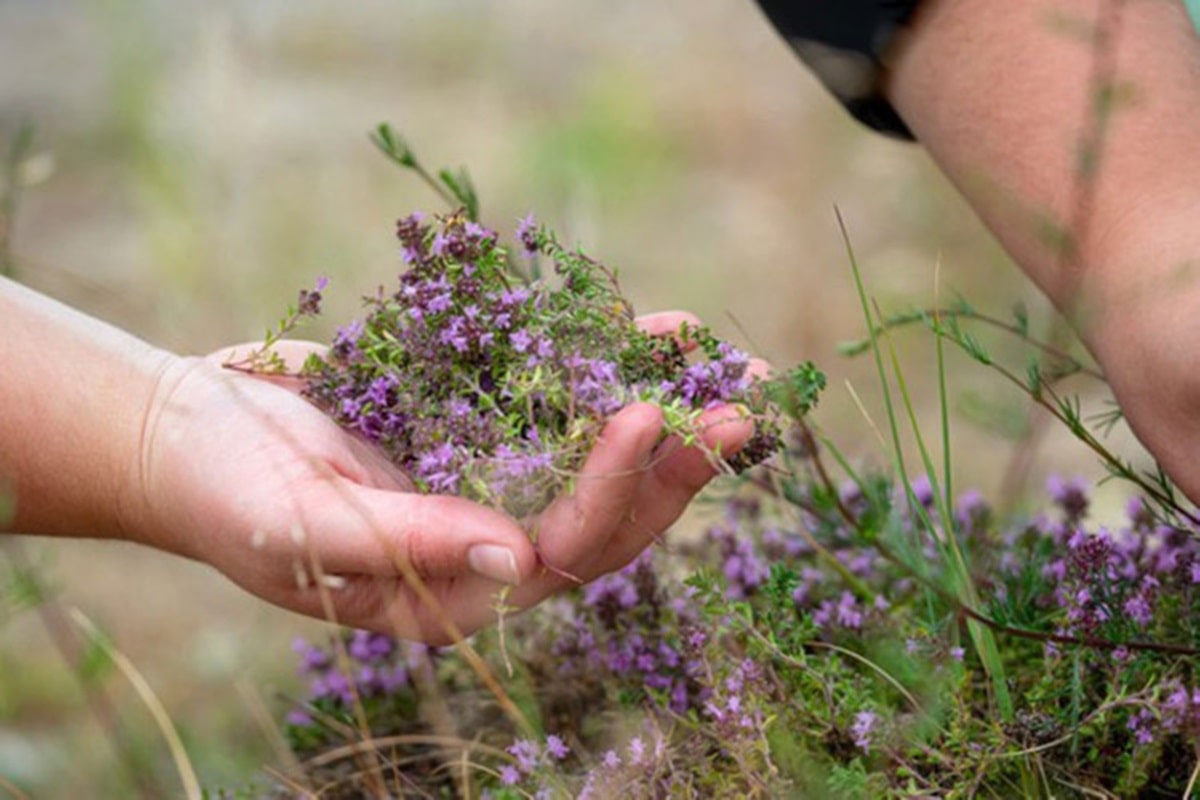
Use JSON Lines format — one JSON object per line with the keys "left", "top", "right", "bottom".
{"left": 836, "top": 208, "right": 1012, "bottom": 719}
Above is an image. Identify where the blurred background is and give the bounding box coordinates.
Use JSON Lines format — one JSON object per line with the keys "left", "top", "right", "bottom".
{"left": 0, "top": 0, "right": 1144, "bottom": 794}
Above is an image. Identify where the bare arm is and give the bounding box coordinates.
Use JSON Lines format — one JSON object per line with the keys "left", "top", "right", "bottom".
{"left": 889, "top": 0, "right": 1200, "bottom": 307}
{"left": 886, "top": 0, "right": 1200, "bottom": 502}
{"left": 0, "top": 276, "right": 170, "bottom": 539}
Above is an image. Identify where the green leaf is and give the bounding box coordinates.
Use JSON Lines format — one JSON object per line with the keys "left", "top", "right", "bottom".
{"left": 369, "top": 122, "right": 416, "bottom": 168}
{"left": 78, "top": 623, "right": 116, "bottom": 684}
{"left": 836, "top": 339, "right": 871, "bottom": 357}
{"left": 437, "top": 167, "right": 480, "bottom": 221}
{"left": 958, "top": 331, "right": 991, "bottom": 365}
{"left": 6, "top": 561, "right": 48, "bottom": 609}
{"left": 764, "top": 362, "right": 826, "bottom": 420}
{"left": 1012, "top": 300, "right": 1029, "bottom": 336}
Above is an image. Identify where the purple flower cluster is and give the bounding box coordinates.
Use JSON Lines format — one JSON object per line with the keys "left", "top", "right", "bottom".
{"left": 1162, "top": 683, "right": 1200, "bottom": 737}
{"left": 286, "top": 632, "right": 426, "bottom": 728}
{"left": 554, "top": 550, "right": 708, "bottom": 715}
{"left": 701, "top": 488, "right": 890, "bottom": 635}
{"left": 709, "top": 522, "right": 770, "bottom": 600}
{"left": 851, "top": 710, "right": 879, "bottom": 753}
{"left": 297, "top": 211, "right": 776, "bottom": 515}
{"left": 667, "top": 341, "right": 751, "bottom": 410}
{"left": 493, "top": 734, "right": 570, "bottom": 790}
{"left": 1124, "top": 683, "right": 1200, "bottom": 747}
{"left": 702, "top": 658, "right": 767, "bottom": 741}
{"left": 1035, "top": 481, "right": 1200, "bottom": 646}
{"left": 811, "top": 590, "right": 869, "bottom": 631}
{"left": 576, "top": 725, "right": 673, "bottom": 800}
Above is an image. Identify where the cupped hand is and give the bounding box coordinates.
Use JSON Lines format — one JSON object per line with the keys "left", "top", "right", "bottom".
{"left": 121, "top": 312, "right": 758, "bottom": 643}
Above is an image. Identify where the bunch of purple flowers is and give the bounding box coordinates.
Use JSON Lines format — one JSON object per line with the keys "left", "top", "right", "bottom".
{"left": 283, "top": 210, "right": 778, "bottom": 516}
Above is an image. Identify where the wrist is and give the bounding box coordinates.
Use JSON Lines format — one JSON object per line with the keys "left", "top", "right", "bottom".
{"left": 112, "top": 353, "right": 206, "bottom": 558}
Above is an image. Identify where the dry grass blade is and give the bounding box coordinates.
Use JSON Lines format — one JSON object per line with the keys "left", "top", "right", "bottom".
{"left": 0, "top": 774, "right": 31, "bottom": 800}
{"left": 68, "top": 609, "right": 201, "bottom": 800}
{"left": 303, "top": 733, "right": 509, "bottom": 770}
{"left": 235, "top": 678, "right": 309, "bottom": 788}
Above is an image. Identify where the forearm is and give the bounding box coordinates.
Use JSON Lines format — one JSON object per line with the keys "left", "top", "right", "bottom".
{"left": 884, "top": 0, "right": 1200, "bottom": 500}
{"left": 0, "top": 277, "right": 177, "bottom": 540}
{"left": 888, "top": 0, "right": 1200, "bottom": 318}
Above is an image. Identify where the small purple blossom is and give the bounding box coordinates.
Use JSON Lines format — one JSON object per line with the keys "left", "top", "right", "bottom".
{"left": 507, "top": 739, "right": 540, "bottom": 774}
{"left": 545, "top": 735, "right": 569, "bottom": 760}
{"left": 509, "top": 328, "right": 533, "bottom": 352}
{"left": 1128, "top": 708, "right": 1157, "bottom": 746}
{"left": 1047, "top": 474, "right": 1090, "bottom": 519}
{"left": 517, "top": 212, "right": 539, "bottom": 253}
{"left": 908, "top": 475, "right": 934, "bottom": 508}
{"left": 851, "top": 710, "right": 878, "bottom": 752}
{"left": 627, "top": 737, "right": 646, "bottom": 765}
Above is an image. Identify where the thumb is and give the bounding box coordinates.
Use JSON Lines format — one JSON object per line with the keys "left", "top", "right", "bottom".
{"left": 307, "top": 483, "right": 538, "bottom": 586}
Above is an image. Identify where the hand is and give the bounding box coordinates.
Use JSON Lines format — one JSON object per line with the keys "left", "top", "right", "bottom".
{"left": 121, "top": 312, "right": 757, "bottom": 643}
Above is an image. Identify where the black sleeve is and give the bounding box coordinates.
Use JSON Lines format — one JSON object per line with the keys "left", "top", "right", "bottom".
{"left": 753, "top": 1, "right": 923, "bottom": 139}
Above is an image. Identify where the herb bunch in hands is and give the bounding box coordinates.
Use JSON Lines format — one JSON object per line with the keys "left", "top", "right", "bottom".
{"left": 224, "top": 206, "right": 801, "bottom": 643}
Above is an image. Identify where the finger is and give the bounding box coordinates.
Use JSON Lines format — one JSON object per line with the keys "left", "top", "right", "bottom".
{"left": 504, "top": 403, "right": 751, "bottom": 608}
{"left": 325, "top": 573, "right": 489, "bottom": 644}
{"left": 330, "top": 433, "right": 416, "bottom": 493}
{"left": 598, "top": 404, "right": 754, "bottom": 571}
{"left": 527, "top": 402, "right": 664, "bottom": 577}
{"left": 330, "top": 569, "right": 552, "bottom": 644}
{"left": 275, "top": 564, "right": 532, "bottom": 643}
{"left": 304, "top": 483, "right": 538, "bottom": 586}
{"left": 636, "top": 310, "right": 702, "bottom": 352}
{"left": 331, "top": 403, "right": 741, "bottom": 641}
{"left": 647, "top": 403, "right": 755, "bottom": 511}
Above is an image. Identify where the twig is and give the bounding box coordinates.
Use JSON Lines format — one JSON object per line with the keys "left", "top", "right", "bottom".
{"left": 304, "top": 734, "right": 509, "bottom": 770}
{"left": 856, "top": 306, "right": 1105, "bottom": 383}
{"left": 805, "top": 639, "right": 927, "bottom": 718}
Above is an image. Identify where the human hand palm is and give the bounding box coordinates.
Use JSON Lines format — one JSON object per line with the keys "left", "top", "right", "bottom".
{"left": 128, "top": 317, "right": 754, "bottom": 643}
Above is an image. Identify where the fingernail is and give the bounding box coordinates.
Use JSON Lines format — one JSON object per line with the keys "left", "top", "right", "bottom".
{"left": 467, "top": 545, "right": 521, "bottom": 585}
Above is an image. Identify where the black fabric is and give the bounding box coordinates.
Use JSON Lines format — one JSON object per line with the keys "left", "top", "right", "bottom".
{"left": 754, "top": 0, "right": 922, "bottom": 139}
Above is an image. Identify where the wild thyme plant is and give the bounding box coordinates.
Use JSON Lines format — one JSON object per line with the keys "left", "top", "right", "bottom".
{"left": 240, "top": 210, "right": 787, "bottom": 518}
{"left": 268, "top": 442, "right": 1200, "bottom": 798}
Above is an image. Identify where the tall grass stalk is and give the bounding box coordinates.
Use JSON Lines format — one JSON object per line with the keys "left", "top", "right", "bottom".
{"left": 836, "top": 208, "right": 1013, "bottom": 720}
{"left": 0, "top": 122, "right": 36, "bottom": 279}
